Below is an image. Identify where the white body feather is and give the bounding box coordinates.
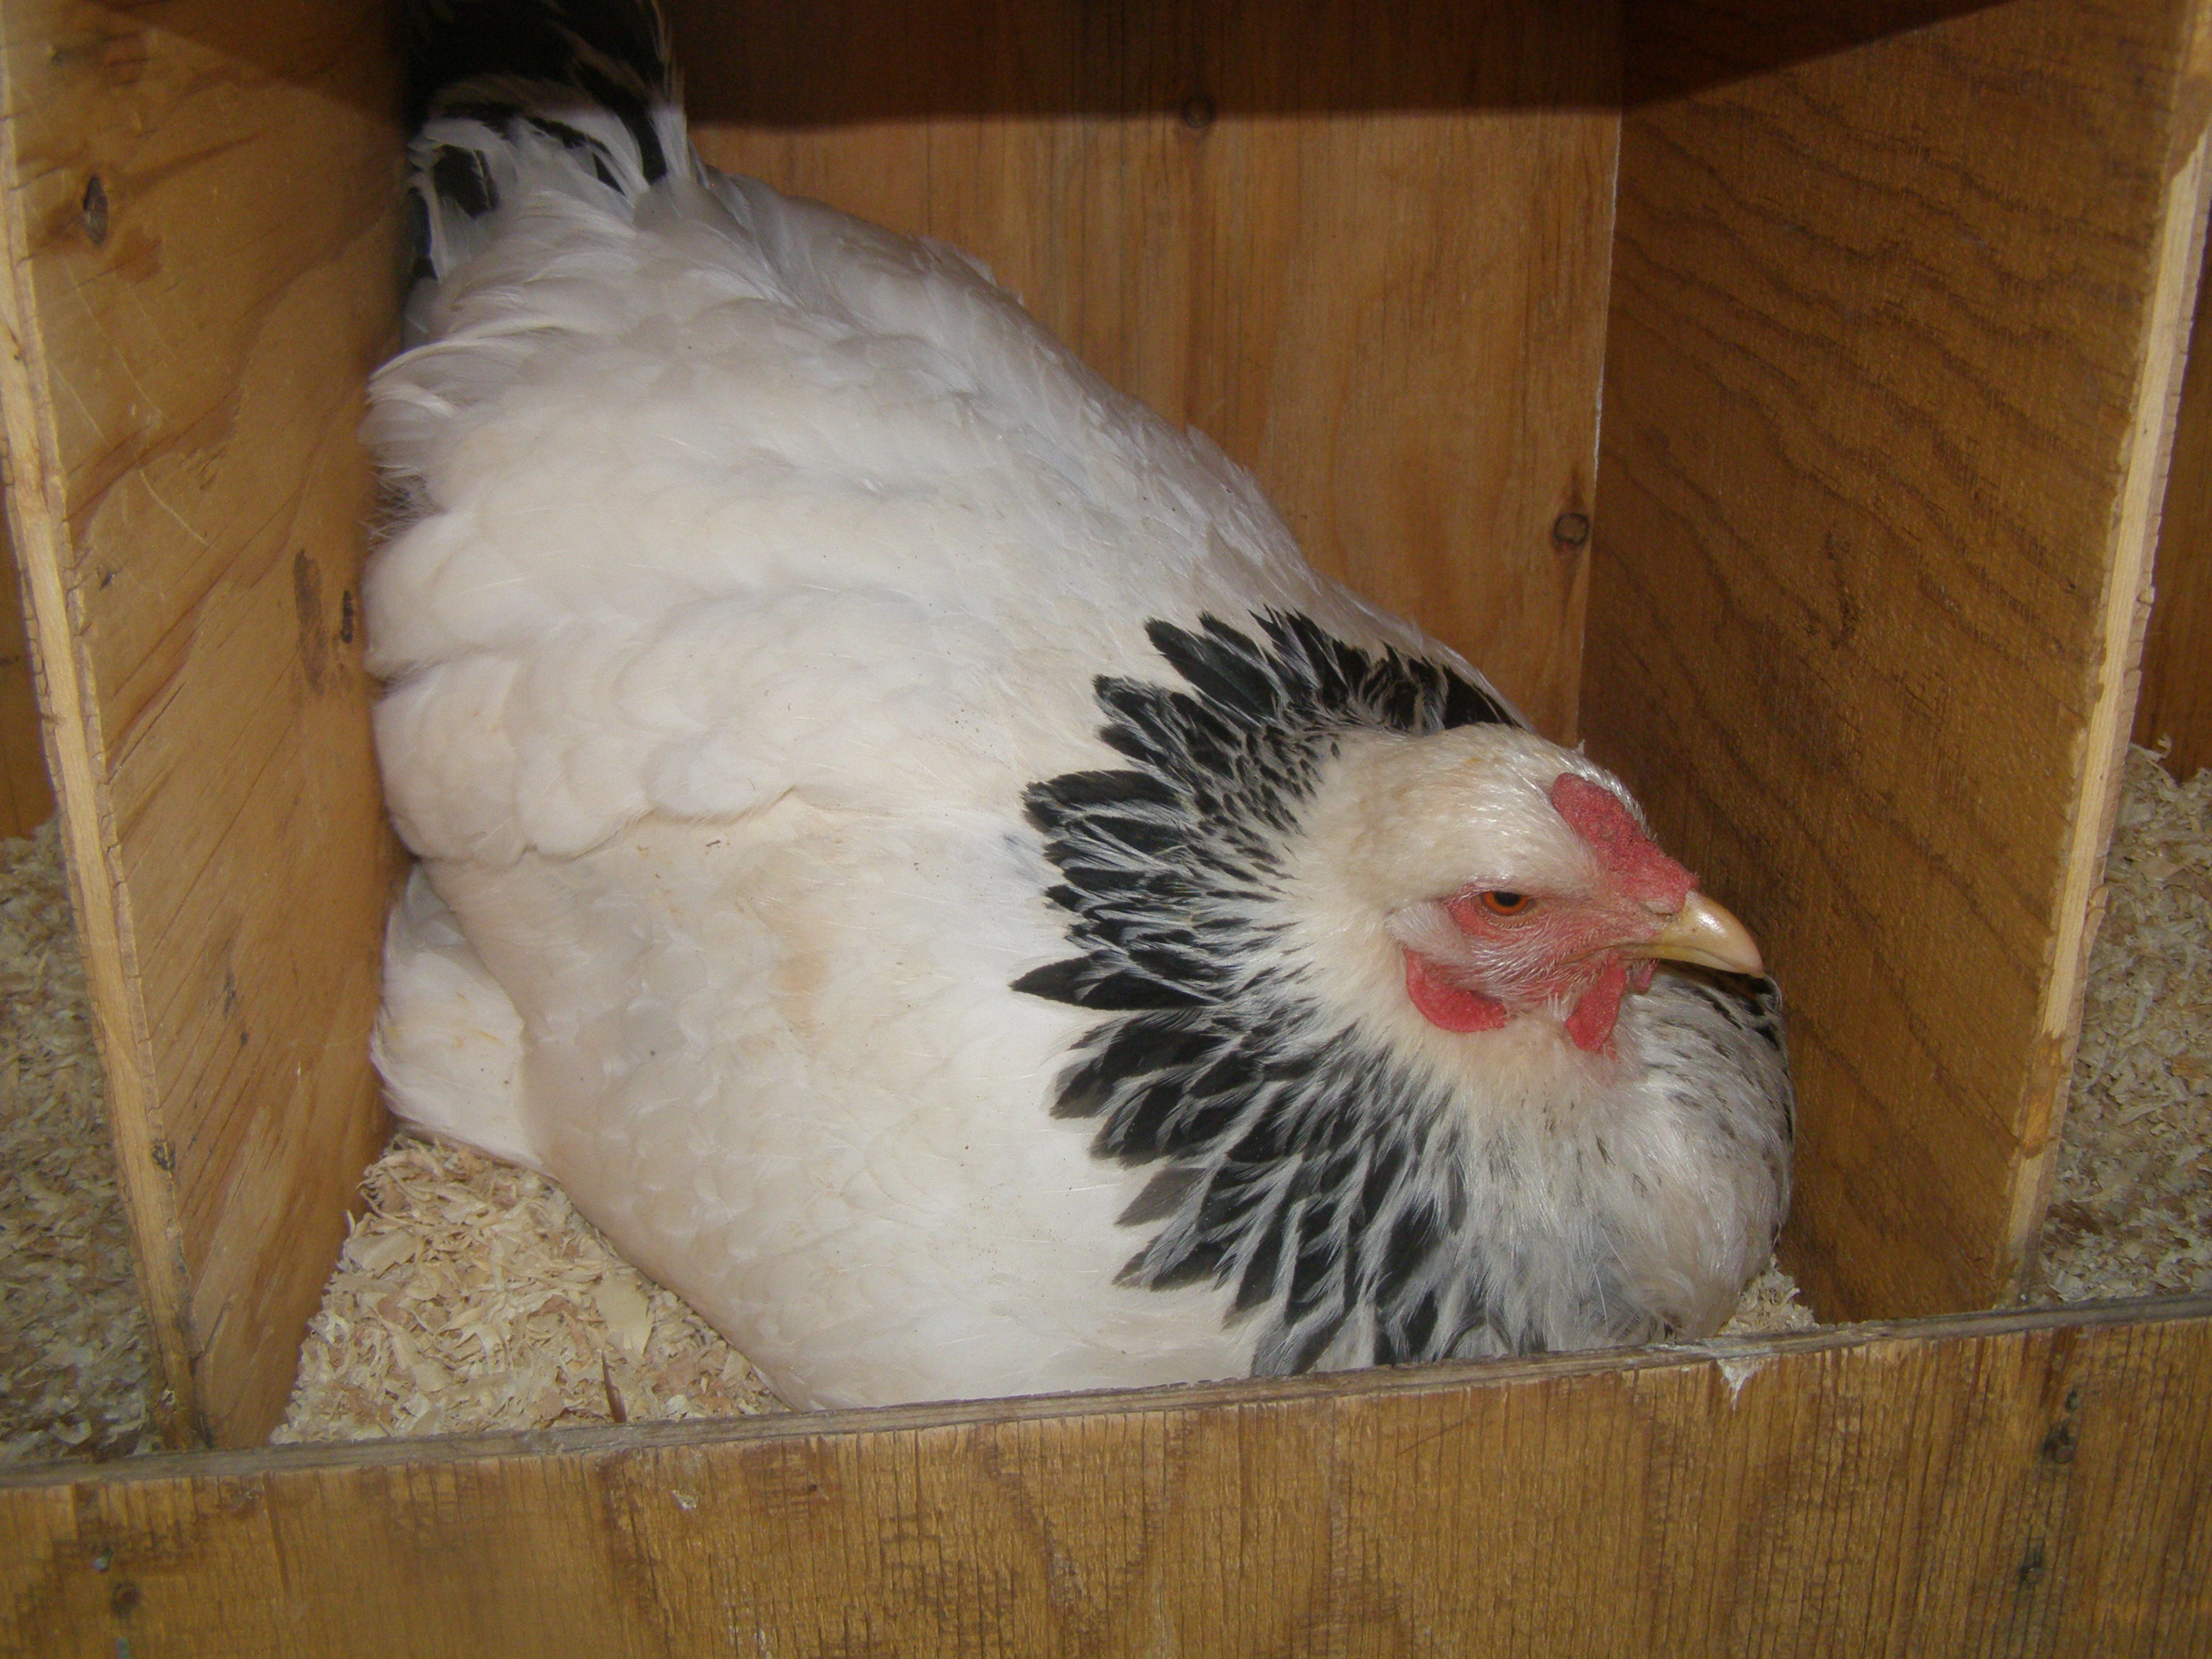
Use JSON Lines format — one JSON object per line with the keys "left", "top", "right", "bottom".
{"left": 369, "top": 125, "right": 1453, "bottom": 1406}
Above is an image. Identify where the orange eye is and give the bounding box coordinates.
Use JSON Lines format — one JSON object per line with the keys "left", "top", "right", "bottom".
{"left": 1480, "top": 891, "right": 1537, "bottom": 917}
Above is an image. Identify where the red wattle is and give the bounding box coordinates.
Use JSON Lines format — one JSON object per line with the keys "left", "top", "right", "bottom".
{"left": 1564, "top": 957, "right": 1628, "bottom": 1052}
{"left": 1403, "top": 949, "right": 1511, "bottom": 1033}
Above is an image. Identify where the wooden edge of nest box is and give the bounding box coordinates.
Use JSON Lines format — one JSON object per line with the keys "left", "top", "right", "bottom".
{"left": 2, "top": 1296, "right": 2208, "bottom": 1657}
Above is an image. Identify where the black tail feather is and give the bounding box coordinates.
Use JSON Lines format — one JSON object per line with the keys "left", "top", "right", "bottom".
{"left": 402, "top": 0, "right": 682, "bottom": 286}
{"left": 403, "top": 1, "right": 673, "bottom": 138}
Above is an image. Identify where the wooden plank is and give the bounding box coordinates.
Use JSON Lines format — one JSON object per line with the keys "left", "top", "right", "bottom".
{"left": 675, "top": 0, "right": 1619, "bottom": 739}
{"left": 2136, "top": 225, "right": 2212, "bottom": 779}
{"left": 0, "top": 0, "right": 405, "bottom": 1444}
{"left": 2, "top": 1299, "right": 2206, "bottom": 1657}
{"left": 0, "top": 506, "right": 53, "bottom": 838}
{"left": 1588, "top": 0, "right": 2212, "bottom": 1321}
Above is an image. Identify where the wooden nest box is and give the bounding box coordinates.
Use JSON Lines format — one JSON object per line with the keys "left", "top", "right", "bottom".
{"left": 3, "top": 0, "right": 2210, "bottom": 1651}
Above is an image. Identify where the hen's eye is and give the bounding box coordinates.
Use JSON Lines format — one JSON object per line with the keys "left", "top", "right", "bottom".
{"left": 1480, "top": 891, "right": 1536, "bottom": 917}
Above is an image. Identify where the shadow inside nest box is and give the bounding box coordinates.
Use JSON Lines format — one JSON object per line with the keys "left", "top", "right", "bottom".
{"left": 663, "top": 0, "right": 2008, "bottom": 122}
{"left": 81, "top": 0, "right": 2007, "bottom": 123}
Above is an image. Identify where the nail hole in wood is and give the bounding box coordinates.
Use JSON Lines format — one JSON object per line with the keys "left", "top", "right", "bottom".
{"left": 2041, "top": 1420, "right": 2077, "bottom": 1464}
{"left": 81, "top": 175, "right": 108, "bottom": 246}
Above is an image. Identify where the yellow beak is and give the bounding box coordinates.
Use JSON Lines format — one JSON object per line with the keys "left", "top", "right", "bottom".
{"left": 1629, "top": 893, "right": 1764, "bottom": 976}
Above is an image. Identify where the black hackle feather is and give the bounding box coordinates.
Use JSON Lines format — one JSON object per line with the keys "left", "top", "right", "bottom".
{"left": 1014, "top": 610, "right": 1519, "bottom": 1374}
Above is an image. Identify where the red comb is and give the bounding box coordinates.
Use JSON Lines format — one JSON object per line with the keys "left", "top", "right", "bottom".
{"left": 1548, "top": 774, "right": 1694, "bottom": 908}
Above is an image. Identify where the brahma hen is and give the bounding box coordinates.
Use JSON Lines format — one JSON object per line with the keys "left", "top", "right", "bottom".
{"left": 367, "top": 0, "right": 1793, "bottom": 1410}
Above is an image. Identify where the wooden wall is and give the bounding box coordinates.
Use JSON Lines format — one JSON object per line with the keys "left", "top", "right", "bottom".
{"left": 674, "top": 0, "right": 1622, "bottom": 740}
{"left": 1588, "top": 0, "right": 2212, "bottom": 1321}
{"left": 0, "top": 0, "right": 404, "bottom": 1445}
{"left": 4, "top": 1298, "right": 2208, "bottom": 1657}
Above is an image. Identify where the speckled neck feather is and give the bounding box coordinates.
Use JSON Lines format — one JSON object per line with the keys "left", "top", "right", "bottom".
{"left": 1015, "top": 611, "right": 1542, "bottom": 1372}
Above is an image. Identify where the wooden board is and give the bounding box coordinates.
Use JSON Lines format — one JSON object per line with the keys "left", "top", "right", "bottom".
{"left": 2136, "top": 225, "right": 2212, "bottom": 779}
{"left": 0, "top": 509, "right": 53, "bottom": 839}
{"left": 1588, "top": 0, "right": 2212, "bottom": 1321}
{"left": 0, "top": 0, "right": 405, "bottom": 1445}
{"left": 675, "top": 0, "right": 1621, "bottom": 740}
{"left": 3, "top": 1298, "right": 2207, "bottom": 1657}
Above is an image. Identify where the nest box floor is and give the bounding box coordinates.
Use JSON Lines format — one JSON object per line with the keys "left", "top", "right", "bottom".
{"left": 2033, "top": 745, "right": 2212, "bottom": 1300}
{"left": 271, "top": 1132, "right": 783, "bottom": 1442}
{"left": 0, "top": 822, "right": 158, "bottom": 1465}
{"left": 1, "top": 747, "right": 2204, "bottom": 1461}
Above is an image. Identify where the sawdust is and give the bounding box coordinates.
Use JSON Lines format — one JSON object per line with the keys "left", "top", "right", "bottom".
{"left": 2034, "top": 745, "right": 2212, "bottom": 1301}
{"left": 0, "top": 821, "right": 158, "bottom": 1465}
{"left": 1717, "top": 1262, "right": 1819, "bottom": 1336}
{"left": 273, "top": 1132, "right": 784, "bottom": 1440}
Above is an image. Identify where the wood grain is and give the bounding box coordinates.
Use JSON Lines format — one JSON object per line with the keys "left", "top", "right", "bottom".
{"left": 677, "top": 0, "right": 1620, "bottom": 739}
{"left": 0, "top": 0, "right": 405, "bottom": 1444}
{"left": 3, "top": 1298, "right": 2207, "bottom": 1658}
{"left": 0, "top": 510, "right": 53, "bottom": 838}
{"left": 1588, "top": 0, "right": 2212, "bottom": 1321}
{"left": 2136, "top": 223, "right": 2212, "bottom": 779}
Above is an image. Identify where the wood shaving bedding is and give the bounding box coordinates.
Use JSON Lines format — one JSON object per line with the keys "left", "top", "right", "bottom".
{"left": 11, "top": 742, "right": 2211, "bottom": 1458}
{"left": 2033, "top": 745, "right": 2212, "bottom": 1301}
{"left": 0, "top": 822, "right": 158, "bottom": 1465}
{"left": 1717, "top": 1262, "right": 1819, "bottom": 1336}
{"left": 274, "top": 1133, "right": 783, "bottom": 1441}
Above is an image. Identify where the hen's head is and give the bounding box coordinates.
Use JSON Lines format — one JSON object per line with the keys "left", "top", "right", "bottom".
{"left": 1291, "top": 725, "right": 1761, "bottom": 1057}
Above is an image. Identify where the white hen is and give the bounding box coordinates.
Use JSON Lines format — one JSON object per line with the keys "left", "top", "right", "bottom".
{"left": 367, "top": 0, "right": 1793, "bottom": 1410}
